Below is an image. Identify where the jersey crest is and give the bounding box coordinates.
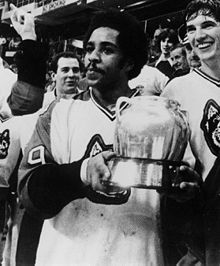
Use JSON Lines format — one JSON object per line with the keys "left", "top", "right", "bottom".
{"left": 201, "top": 99, "right": 220, "bottom": 156}
{"left": 0, "top": 129, "right": 10, "bottom": 159}
{"left": 84, "top": 134, "right": 113, "bottom": 158}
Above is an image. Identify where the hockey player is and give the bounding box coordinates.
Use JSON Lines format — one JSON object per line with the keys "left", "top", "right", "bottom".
{"left": 161, "top": 0, "right": 220, "bottom": 264}
{"left": 16, "top": 6, "right": 204, "bottom": 265}
{"left": 14, "top": 9, "right": 172, "bottom": 266}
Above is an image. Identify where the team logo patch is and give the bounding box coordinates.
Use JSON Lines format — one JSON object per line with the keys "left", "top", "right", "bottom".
{"left": 84, "top": 134, "right": 113, "bottom": 158}
{"left": 0, "top": 129, "right": 10, "bottom": 159}
{"left": 201, "top": 99, "right": 220, "bottom": 156}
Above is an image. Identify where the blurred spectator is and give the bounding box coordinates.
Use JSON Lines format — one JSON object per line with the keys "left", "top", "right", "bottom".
{"left": 155, "top": 28, "right": 179, "bottom": 78}
{"left": 170, "top": 43, "right": 190, "bottom": 78}
{"left": 184, "top": 39, "right": 201, "bottom": 70}
{"left": 178, "top": 24, "right": 201, "bottom": 70}
{"left": 147, "top": 26, "right": 163, "bottom": 65}
{"left": 45, "top": 70, "right": 55, "bottom": 93}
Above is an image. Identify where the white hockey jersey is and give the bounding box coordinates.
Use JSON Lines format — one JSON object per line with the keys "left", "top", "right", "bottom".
{"left": 19, "top": 88, "right": 164, "bottom": 266}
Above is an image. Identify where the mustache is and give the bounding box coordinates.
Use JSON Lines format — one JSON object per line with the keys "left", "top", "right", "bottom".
{"left": 85, "top": 62, "right": 105, "bottom": 75}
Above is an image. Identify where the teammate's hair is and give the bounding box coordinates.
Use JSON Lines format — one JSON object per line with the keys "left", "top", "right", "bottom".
{"left": 185, "top": 0, "right": 220, "bottom": 22}
{"left": 83, "top": 9, "right": 148, "bottom": 80}
{"left": 50, "top": 51, "right": 84, "bottom": 73}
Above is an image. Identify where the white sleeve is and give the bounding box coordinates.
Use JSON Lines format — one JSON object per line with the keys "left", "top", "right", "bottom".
{"left": 129, "top": 66, "right": 169, "bottom": 95}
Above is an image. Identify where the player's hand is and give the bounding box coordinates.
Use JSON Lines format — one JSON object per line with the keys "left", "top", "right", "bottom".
{"left": 10, "top": 4, "right": 36, "bottom": 41}
{"left": 164, "top": 165, "right": 203, "bottom": 202}
{"left": 85, "top": 151, "right": 131, "bottom": 204}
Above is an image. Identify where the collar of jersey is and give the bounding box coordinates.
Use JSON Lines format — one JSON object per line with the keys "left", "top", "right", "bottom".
{"left": 194, "top": 68, "right": 220, "bottom": 87}
{"left": 89, "top": 87, "right": 141, "bottom": 121}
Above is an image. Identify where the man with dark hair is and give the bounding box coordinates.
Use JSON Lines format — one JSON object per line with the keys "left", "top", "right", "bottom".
{"left": 43, "top": 51, "right": 84, "bottom": 106}
{"left": 155, "top": 28, "right": 179, "bottom": 78}
{"left": 17, "top": 9, "right": 151, "bottom": 265}
{"left": 50, "top": 51, "right": 84, "bottom": 74}
{"left": 162, "top": 0, "right": 220, "bottom": 264}
{"left": 83, "top": 9, "right": 147, "bottom": 80}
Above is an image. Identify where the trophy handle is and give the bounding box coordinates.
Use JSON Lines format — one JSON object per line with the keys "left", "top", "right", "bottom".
{"left": 115, "top": 96, "right": 131, "bottom": 121}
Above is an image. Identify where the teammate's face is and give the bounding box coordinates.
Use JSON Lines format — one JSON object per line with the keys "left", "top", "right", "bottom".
{"left": 186, "top": 14, "right": 220, "bottom": 64}
{"left": 55, "top": 57, "right": 81, "bottom": 96}
{"left": 84, "top": 27, "right": 127, "bottom": 90}
{"left": 170, "top": 47, "right": 189, "bottom": 71}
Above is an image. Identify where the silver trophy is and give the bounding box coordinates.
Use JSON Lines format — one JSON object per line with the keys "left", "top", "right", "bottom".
{"left": 108, "top": 95, "right": 190, "bottom": 191}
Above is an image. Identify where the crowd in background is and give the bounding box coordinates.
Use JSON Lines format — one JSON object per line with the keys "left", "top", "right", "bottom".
{"left": 0, "top": 14, "right": 202, "bottom": 95}
{"left": 0, "top": 0, "right": 218, "bottom": 265}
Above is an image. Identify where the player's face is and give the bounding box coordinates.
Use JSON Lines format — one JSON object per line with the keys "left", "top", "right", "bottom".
{"left": 186, "top": 14, "right": 220, "bottom": 64}
{"left": 55, "top": 57, "right": 81, "bottom": 96}
{"left": 170, "top": 47, "right": 189, "bottom": 71}
{"left": 84, "top": 27, "right": 127, "bottom": 90}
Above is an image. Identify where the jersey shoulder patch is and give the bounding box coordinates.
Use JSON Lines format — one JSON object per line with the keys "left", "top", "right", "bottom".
{"left": 201, "top": 99, "right": 220, "bottom": 156}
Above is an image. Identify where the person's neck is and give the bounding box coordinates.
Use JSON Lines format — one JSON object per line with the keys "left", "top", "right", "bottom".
{"left": 57, "top": 92, "right": 76, "bottom": 100}
{"left": 161, "top": 52, "right": 170, "bottom": 60}
{"left": 56, "top": 87, "right": 79, "bottom": 100}
{"left": 200, "top": 60, "right": 220, "bottom": 80}
{"left": 92, "top": 82, "right": 132, "bottom": 109}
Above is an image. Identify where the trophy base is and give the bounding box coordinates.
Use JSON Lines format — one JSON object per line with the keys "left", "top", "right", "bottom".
{"left": 106, "top": 157, "right": 187, "bottom": 191}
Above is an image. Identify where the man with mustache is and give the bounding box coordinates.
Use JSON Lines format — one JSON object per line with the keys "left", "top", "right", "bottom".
{"left": 16, "top": 9, "right": 153, "bottom": 266}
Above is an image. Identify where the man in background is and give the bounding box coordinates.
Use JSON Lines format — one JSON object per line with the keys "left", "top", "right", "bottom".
{"left": 178, "top": 23, "right": 201, "bottom": 70}
{"left": 170, "top": 43, "right": 190, "bottom": 77}
{"left": 43, "top": 51, "right": 84, "bottom": 106}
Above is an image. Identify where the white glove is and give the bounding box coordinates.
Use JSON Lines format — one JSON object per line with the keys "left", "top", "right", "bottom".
{"left": 10, "top": 3, "right": 36, "bottom": 41}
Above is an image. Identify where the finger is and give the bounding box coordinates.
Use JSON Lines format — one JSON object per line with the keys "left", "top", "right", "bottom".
{"left": 87, "top": 154, "right": 111, "bottom": 184}
{"left": 179, "top": 165, "right": 199, "bottom": 176}
{"left": 10, "top": 3, "right": 17, "bottom": 10}
{"left": 102, "top": 150, "right": 116, "bottom": 162}
{"left": 99, "top": 151, "right": 115, "bottom": 180}
{"left": 179, "top": 165, "right": 201, "bottom": 183}
{"left": 10, "top": 5, "right": 18, "bottom": 23}
{"left": 179, "top": 165, "right": 192, "bottom": 173}
{"left": 25, "top": 13, "right": 35, "bottom": 28}
{"left": 179, "top": 182, "right": 200, "bottom": 190}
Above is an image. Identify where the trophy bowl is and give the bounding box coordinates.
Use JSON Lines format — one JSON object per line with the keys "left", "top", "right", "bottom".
{"left": 108, "top": 95, "right": 190, "bottom": 191}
